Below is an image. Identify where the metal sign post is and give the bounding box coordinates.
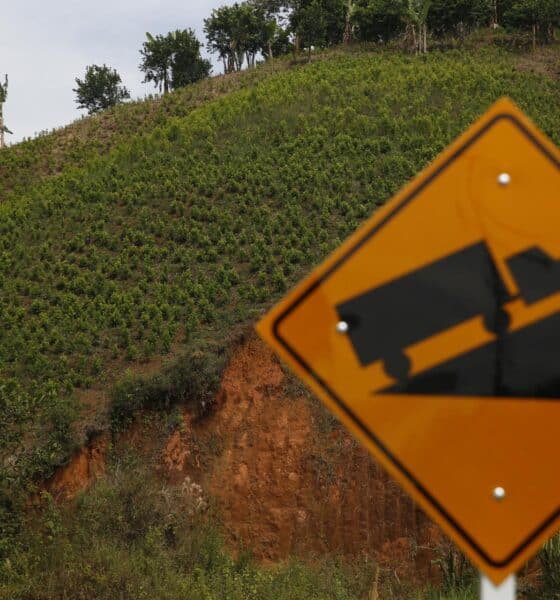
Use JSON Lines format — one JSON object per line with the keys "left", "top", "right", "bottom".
{"left": 481, "top": 574, "right": 516, "bottom": 599}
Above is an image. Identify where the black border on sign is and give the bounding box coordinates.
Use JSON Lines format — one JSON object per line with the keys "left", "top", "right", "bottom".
{"left": 271, "top": 113, "right": 560, "bottom": 569}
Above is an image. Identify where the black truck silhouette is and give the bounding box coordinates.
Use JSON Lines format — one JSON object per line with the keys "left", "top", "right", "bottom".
{"left": 336, "top": 242, "right": 560, "bottom": 381}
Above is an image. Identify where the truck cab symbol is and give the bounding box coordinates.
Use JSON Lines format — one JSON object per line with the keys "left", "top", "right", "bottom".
{"left": 336, "top": 242, "right": 560, "bottom": 382}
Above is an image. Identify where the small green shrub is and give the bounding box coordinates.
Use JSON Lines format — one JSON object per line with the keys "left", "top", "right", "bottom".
{"left": 110, "top": 344, "right": 227, "bottom": 432}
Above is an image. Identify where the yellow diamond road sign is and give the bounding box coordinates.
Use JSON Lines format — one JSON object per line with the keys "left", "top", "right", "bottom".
{"left": 256, "top": 98, "right": 560, "bottom": 583}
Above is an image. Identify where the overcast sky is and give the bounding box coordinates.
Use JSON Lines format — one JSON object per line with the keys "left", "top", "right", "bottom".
{"left": 2, "top": 1, "right": 236, "bottom": 144}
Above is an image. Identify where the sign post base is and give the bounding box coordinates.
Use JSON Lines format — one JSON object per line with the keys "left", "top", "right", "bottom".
{"left": 480, "top": 574, "right": 516, "bottom": 599}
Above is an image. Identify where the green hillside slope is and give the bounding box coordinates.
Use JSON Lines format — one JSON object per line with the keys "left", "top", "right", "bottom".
{"left": 0, "top": 64, "right": 285, "bottom": 202}
{"left": 0, "top": 41, "right": 560, "bottom": 599}
{"left": 0, "top": 48, "right": 560, "bottom": 598}
{"left": 2, "top": 47, "right": 560, "bottom": 487}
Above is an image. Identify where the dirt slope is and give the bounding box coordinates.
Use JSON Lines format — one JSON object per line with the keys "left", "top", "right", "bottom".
{"left": 49, "top": 334, "right": 444, "bottom": 582}
{"left": 163, "top": 336, "right": 443, "bottom": 581}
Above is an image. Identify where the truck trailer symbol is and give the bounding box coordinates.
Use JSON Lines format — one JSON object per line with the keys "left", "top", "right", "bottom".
{"left": 336, "top": 241, "right": 560, "bottom": 383}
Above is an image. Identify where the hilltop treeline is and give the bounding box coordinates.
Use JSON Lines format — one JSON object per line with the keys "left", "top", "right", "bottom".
{"left": 74, "top": 0, "right": 560, "bottom": 118}
{"left": 204, "top": 0, "right": 559, "bottom": 70}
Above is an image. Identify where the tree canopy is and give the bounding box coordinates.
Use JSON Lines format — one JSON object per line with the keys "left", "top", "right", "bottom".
{"left": 428, "top": 0, "right": 494, "bottom": 36}
{"left": 0, "top": 74, "right": 7, "bottom": 105}
{"left": 352, "top": 0, "right": 407, "bottom": 42}
{"left": 502, "top": 0, "right": 560, "bottom": 44}
{"left": 290, "top": 0, "right": 347, "bottom": 51}
{"left": 73, "top": 65, "right": 130, "bottom": 114}
{"left": 0, "top": 74, "right": 11, "bottom": 147}
{"left": 204, "top": 2, "right": 281, "bottom": 73}
{"left": 140, "top": 29, "right": 211, "bottom": 94}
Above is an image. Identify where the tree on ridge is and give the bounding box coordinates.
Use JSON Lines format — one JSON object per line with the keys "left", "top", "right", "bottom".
{"left": 140, "top": 29, "right": 211, "bottom": 94}
{"left": 0, "top": 75, "right": 12, "bottom": 148}
{"left": 73, "top": 65, "right": 130, "bottom": 115}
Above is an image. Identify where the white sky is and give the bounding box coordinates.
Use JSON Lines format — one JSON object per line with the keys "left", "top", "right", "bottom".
{"left": 2, "top": 1, "right": 235, "bottom": 143}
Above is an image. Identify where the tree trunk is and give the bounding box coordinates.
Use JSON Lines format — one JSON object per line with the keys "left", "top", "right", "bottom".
{"left": 268, "top": 41, "right": 273, "bottom": 61}
{"left": 0, "top": 76, "right": 7, "bottom": 148}
{"left": 343, "top": 0, "right": 353, "bottom": 44}
{"left": 532, "top": 22, "right": 536, "bottom": 51}
{"left": 423, "top": 23, "right": 428, "bottom": 53}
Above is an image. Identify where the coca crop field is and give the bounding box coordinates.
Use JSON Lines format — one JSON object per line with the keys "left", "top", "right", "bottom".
{"left": 1, "top": 36, "right": 560, "bottom": 599}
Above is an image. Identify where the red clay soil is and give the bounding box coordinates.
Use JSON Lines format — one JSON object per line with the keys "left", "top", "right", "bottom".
{"left": 162, "top": 336, "right": 444, "bottom": 582}
{"left": 48, "top": 334, "right": 444, "bottom": 582}
{"left": 46, "top": 434, "right": 107, "bottom": 501}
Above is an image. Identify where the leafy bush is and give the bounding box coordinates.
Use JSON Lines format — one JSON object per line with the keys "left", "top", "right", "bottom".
{"left": 110, "top": 344, "right": 227, "bottom": 432}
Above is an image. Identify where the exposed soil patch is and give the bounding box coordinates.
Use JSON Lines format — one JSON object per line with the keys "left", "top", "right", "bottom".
{"left": 45, "top": 434, "right": 108, "bottom": 501}
{"left": 48, "top": 333, "right": 445, "bottom": 582}
{"left": 161, "top": 335, "right": 443, "bottom": 583}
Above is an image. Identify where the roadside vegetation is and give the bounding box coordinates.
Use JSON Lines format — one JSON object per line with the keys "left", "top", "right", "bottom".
{"left": 0, "top": 452, "right": 380, "bottom": 600}
{"left": 2, "top": 443, "right": 555, "bottom": 598}
{"left": 0, "top": 449, "right": 480, "bottom": 600}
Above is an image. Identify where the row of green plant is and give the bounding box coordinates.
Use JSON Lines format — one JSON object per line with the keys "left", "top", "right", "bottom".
{"left": 1, "top": 46, "right": 559, "bottom": 491}
{"left": 0, "top": 58, "right": 285, "bottom": 201}
{"left": 2, "top": 30, "right": 558, "bottom": 206}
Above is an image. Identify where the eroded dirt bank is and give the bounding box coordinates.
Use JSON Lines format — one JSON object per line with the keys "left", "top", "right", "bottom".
{"left": 163, "top": 336, "right": 443, "bottom": 581}
{"left": 45, "top": 434, "right": 107, "bottom": 501}
{"left": 49, "top": 335, "right": 443, "bottom": 582}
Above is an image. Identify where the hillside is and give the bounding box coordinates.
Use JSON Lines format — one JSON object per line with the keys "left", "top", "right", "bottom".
{"left": 0, "top": 63, "right": 292, "bottom": 203}
{"left": 1, "top": 44, "right": 560, "bottom": 598}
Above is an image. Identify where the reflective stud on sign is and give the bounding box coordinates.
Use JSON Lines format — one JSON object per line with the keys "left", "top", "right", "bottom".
{"left": 493, "top": 487, "right": 506, "bottom": 501}
{"left": 336, "top": 321, "right": 349, "bottom": 334}
{"left": 498, "top": 173, "right": 511, "bottom": 186}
